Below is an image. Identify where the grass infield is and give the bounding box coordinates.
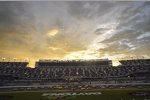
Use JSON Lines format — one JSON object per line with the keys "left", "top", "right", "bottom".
{"left": 0, "top": 89, "right": 150, "bottom": 100}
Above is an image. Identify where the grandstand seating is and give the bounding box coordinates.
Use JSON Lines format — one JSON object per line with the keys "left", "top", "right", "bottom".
{"left": 0, "top": 59, "right": 150, "bottom": 86}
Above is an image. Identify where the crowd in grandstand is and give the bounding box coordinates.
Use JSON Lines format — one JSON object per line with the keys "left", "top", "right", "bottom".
{"left": 0, "top": 59, "right": 150, "bottom": 86}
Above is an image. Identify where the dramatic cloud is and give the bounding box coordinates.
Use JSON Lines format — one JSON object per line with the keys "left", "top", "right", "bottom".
{"left": 0, "top": 1, "right": 150, "bottom": 67}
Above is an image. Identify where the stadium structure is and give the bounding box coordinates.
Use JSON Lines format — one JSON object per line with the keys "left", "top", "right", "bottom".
{"left": 0, "top": 58, "right": 150, "bottom": 90}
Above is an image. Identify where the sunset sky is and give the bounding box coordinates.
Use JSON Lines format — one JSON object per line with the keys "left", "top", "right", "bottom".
{"left": 0, "top": 1, "right": 150, "bottom": 67}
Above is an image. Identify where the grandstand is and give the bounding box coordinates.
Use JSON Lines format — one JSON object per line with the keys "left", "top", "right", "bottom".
{"left": 0, "top": 59, "right": 150, "bottom": 87}
{"left": 35, "top": 59, "right": 112, "bottom": 67}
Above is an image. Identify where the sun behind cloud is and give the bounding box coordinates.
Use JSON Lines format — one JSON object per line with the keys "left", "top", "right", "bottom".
{"left": 47, "top": 29, "right": 59, "bottom": 37}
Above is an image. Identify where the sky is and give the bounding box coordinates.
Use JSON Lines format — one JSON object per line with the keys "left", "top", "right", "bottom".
{"left": 0, "top": 1, "right": 150, "bottom": 67}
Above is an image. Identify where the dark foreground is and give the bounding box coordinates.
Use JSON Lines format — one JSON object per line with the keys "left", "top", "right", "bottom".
{"left": 0, "top": 89, "right": 150, "bottom": 100}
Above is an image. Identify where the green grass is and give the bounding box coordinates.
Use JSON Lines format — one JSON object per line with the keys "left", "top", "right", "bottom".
{"left": 0, "top": 89, "right": 150, "bottom": 100}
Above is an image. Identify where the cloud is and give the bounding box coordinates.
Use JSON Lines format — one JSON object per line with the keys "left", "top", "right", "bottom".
{"left": 0, "top": 1, "right": 150, "bottom": 67}
{"left": 137, "top": 32, "right": 150, "bottom": 40}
